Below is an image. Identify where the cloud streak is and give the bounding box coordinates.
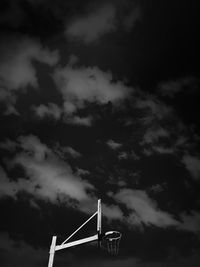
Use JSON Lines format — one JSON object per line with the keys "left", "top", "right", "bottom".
{"left": 0, "top": 36, "right": 59, "bottom": 114}
{"left": 66, "top": 4, "right": 117, "bottom": 44}
{"left": 114, "top": 189, "right": 179, "bottom": 228}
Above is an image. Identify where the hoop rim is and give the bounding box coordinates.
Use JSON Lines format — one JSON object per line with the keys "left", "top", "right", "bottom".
{"left": 101, "top": 231, "right": 122, "bottom": 241}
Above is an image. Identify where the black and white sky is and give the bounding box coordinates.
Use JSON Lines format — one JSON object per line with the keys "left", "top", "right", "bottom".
{"left": 0, "top": 0, "right": 200, "bottom": 266}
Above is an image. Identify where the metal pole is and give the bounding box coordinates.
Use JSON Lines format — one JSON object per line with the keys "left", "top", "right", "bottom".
{"left": 97, "top": 199, "right": 101, "bottom": 235}
{"left": 48, "top": 236, "right": 57, "bottom": 267}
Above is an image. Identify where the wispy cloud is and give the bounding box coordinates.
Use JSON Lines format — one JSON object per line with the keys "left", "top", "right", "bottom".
{"left": 142, "top": 127, "right": 169, "bottom": 144}
{"left": 64, "top": 115, "right": 93, "bottom": 126}
{"left": 54, "top": 143, "right": 82, "bottom": 159}
{"left": 118, "top": 150, "right": 140, "bottom": 160}
{"left": 0, "top": 135, "right": 93, "bottom": 203}
{"left": 123, "top": 5, "right": 141, "bottom": 32}
{"left": 135, "top": 96, "right": 173, "bottom": 123}
{"left": 179, "top": 211, "right": 200, "bottom": 233}
{"left": 66, "top": 4, "right": 117, "bottom": 44}
{"left": 33, "top": 103, "right": 62, "bottom": 120}
{"left": 182, "top": 154, "right": 200, "bottom": 180}
{"left": 158, "top": 76, "right": 198, "bottom": 98}
{"left": 114, "top": 189, "right": 179, "bottom": 228}
{"left": 107, "top": 139, "right": 122, "bottom": 150}
{"left": 0, "top": 135, "right": 124, "bottom": 222}
{"left": 54, "top": 64, "right": 130, "bottom": 107}
{"left": 52, "top": 61, "right": 131, "bottom": 125}
{"left": 0, "top": 36, "right": 59, "bottom": 114}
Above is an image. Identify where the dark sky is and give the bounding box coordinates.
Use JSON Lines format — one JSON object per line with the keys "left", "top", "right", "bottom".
{"left": 0, "top": 1, "right": 200, "bottom": 267}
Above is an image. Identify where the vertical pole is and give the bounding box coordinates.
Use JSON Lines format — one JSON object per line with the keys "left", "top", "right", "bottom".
{"left": 48, "top": 236, "right": 57, "bottom": 267}
{"left": 97, "top": 199, "right": 102, "bottom": 246}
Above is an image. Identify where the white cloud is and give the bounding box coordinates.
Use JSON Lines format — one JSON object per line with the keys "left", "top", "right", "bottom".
{"left": 13, "top": 154, "right": 93, "bottom": 202}
{"left": 53, "top": 142, "right": 81, "bottom": 159}
{"left": 33, "top": 102, "right": 92, "bottom": 126}
{"left": 0, "top": 36, "right": 59, "bottom": 114}
{"left": 53, "top": 63, "right": 130, "bottom": 125}
{"left": 182, "top": 154, "right": 200, "bottom": 180}
{"left": 142, "top": 127, "right": 169, "bottom": 144}
{"left": 136, "top": 96, "right": 173, "bottom": 124}
{"left": 66, "top": 4, "right": 117, "bottom": 44}
{"left": 62, "top": 147, "right": 81, "bottom": 158}
{"left": 0, "top": 88, "right": 19, "bottom": 115}
{"left": 118, "top": 151, "right": 128, "bottom": 159}
{"left": 118, "top": 150, "right": 140, "bottom": 160}
{"left": 107, "top": 139, "right": 122, "bottom": 150}
{"left": 64, "top": 147, "right": 81, "bottom": 158}
{"left": 0, "top": 135, "right": 93, "bottom": 203}
{"left": 18, "top": 135, "right": 51, "bottom": 161}
{"left": 112, "top": 188, "right": 200, "bottom": 233}
{"left": 65, "top": 115, "right": 93, "bottom": 126}
{"left": 114, "top": 189, "right": 179, "bottom": 228}
{"left": 54, "top": 65, "right": 130, "bottom": 107}
{"left": 149, "top": 184, "right": 165, "bottom": 193}
{"left": 151, "top": 145, "right": 174, "bottom": 154}
{"left": 0, "top": 37, "right": 59, "bottom": 90}
{"left": 0, "top": 135, "right": 124, "bottom": 222}
{"left": 33, "top": 103, "right": 62, "bottom": 120}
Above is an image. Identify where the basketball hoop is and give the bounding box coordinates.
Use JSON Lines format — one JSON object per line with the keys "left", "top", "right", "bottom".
{"left": 47, "top": 200, "right": 122, "bottom": 267}
{"left": 100, "top": 231, "right": 122, "bottom": 256}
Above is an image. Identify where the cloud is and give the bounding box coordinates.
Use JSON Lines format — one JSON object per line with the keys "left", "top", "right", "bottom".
{"left": 118, "top": 151, "right": 128, "bottom": 159}
{"left": 0, "top": 135, "right": 93, "bottom": 203}
{"left": 182, "top": 154, "right": 200, "bottom": 180}
{"left": 33, "top": 60, "right": 131, "bottom": 126}
{"left": 107, "top": 139, "right": 122, "bottom": 150}
{"left": 150, "top": 145, "right": 174, "bottom": 155}
{"left": 54, "top": 65, "right": 130, "bottom": 107}
{"left": 179, "top": 211, "right": 200, "bottom": 233}
{"left": 158, "top": 76, "right": 198, "bottom": 98}
{"left": 113, "top": 188, "right": 200, "bottom": 233}
{"left": 149, "top": 184, "right": 165, "bottom": 193}
{"left": 53, "top": 62, "right": 131, "bottom": 125}
{"left": 0, "top": 88, "right": 19, "bottom": 115}
{"left": 142, "top": 141, "right": 174, "bottom": 156}
{"left": 33, "top": 103, "right": 92, "bottom": 126}
{"left": 18, "top": 135, "right": 51, "bottom": 161}
{"left": 0, "top": 135, "right": 124, "bottom": 222}
{"left": 118, "top": 150, "right": 140, "bottom": 160}
{"left": 140, "top": 126, "right": 175, "bottom": 155}
{"left": 114, "top": 189, "right": 179, "bottom": 228}
{"left": 135, "top": 96, "right": 173, "bottom": 124}
{"left": 0, "top": 36, "right": 59, "bottom": 114}
{"left": 123, "top": 6, "right": 141, "bottom": 32}
{"left": 0, "top": 37, "right": 59, "bottom": 90}
{"left": 0, "top": 139, "right": 18, "bottom": 152}
{"left": 33, "top": 103, "right": 62, "bottom": 120}
{"left": 142, "top": 127, "right": 169, "bottom": 144}
{"left": 65, "top": 4, "right": 117, "bottom": 44}
{"left": 54, "top": 144, "right": 82, "bottom": 159}
{"left": 64, "top": 115, "right": 93, "bottom": 126}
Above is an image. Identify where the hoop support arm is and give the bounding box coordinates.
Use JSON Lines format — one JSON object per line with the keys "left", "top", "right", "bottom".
{"left": 55, "top": 234, "right": 98, "bottom": 251}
